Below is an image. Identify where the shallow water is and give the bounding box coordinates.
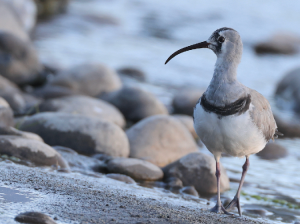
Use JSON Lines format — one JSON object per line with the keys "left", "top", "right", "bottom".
{"left": 33, "top": 0, "right": 300, "bottom": 223}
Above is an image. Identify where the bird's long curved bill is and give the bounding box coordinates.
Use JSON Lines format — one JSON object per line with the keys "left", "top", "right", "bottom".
{"left": 165, "top": 41, "right": 209, "bottom": 64}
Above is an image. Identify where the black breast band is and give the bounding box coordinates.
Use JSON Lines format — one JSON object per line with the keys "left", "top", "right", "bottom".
{"left": 200, "top": 94, "right": 251, "bottom": 117}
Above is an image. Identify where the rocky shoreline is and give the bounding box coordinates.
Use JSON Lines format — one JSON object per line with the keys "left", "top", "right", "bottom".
{"left": 0, "top": 162, "right": 267, "bottom": 224}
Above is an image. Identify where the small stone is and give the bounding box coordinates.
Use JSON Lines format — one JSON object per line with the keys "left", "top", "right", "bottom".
{"left": 106, "top": 173, "right": 135, "bottom": 184}
{"left": 15, "top": 212, "right": 57, "bottom": 224}
{"left": 181, "top": 186, "right": 199, "bottom": 197}
{"left": 19, "top": 112, "right": 129, "bottom": 157}
{"left": 49, "top": 63, "right": 122, "bottom": 97}
{"left": 127, "top": 115, "right": 198, "bottom": 167}
{"left": 163, "top": 152, "right": 230, "bottom": 194}
{"left": 100, "top": 87, "right": 168, "bottom": 122}
{"left": 172, "top": 88, "right": 204, "bottom": 116}
{"left": 0, "top": 135, "right": 68, "bottom": 168}
{"left": 38, "top": 95, "right": 125, "bottom": 128}
{"left": 256, "top": 142, "right": 288, "bottom": 160}
{"left": 107, "top": 158, "right": 163, "bottom": 181}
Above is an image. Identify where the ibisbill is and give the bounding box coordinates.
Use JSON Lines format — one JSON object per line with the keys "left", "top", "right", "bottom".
{"left": 165, "top": 27, "right": 282, "bottom": 216}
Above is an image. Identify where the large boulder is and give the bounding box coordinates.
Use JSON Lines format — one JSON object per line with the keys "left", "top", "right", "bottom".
{"left": 172, "top": 115, "right": 197, "bottom": 139}
{"left": 254, "top": 33, "right": 300, "bottom": 55}
{"left": 275, "top": 68, "right": 300, "bottom": 113}
{"left": 163, "top": 152, "right": 230, "bottom": 194}
{"left": 3, "top": 0, "right": 37, "bottom": 33}
{"left": 107, "top": 158, "right": 163, "bottom": 181}
{"left": 256, "top": 142, "right": 288, "bottom": 160}
{"left": 49, "top": 63, "right": 122, "bottom": 97}
{"left": 19, "top": 112, "right": 129, "bottom": 157}
{"left": 172, "top": 88, "right": 204, "bottom": 116}
{"left": 100, "top": 87, "right": 168, "bottom": 122}
{"left": 0, "top": 97, "right": 14, "bottom": 127}
{"left": 38, "top": 95, "right": 125, "bottom": 128}
{"left": 0, "top": 32, "right": 43, "bottom": 86}
{"left": 0, "top": 1, "right": 29, "bottom": 41}
{"left": 127, "top": 115, "right": 198, "bottom": 167}
{"left": 0, "top": 135, "right": 67, "bottom": 168}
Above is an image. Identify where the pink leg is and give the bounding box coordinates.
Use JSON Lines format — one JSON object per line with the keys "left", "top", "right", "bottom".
{"left": 210, "top": 161, "right": 231, "bottom": 214}
{"left": 226, "top": 156, "right": 250, "bottom": 216}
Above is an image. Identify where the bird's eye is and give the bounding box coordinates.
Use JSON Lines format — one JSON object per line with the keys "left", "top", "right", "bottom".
{"left": 218, "top": 36, "right": 225, "bottom": 43}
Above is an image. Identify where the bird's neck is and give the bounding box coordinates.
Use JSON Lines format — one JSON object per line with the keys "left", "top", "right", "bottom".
{"left": 211, "top": 57, "right": 239, "bottom": 84}
{"left": 205, "top": 57, "right": 244, "bottom": 105}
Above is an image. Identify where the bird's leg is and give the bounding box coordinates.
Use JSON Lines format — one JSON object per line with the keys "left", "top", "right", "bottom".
{"left": 210, "top": 161, "right": 231, "bottom": 214}
{"left": 226, "top": 156, "right": 250, "bottom": 216}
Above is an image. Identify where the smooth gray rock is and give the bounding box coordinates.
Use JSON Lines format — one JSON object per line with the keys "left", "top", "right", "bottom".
{"left": 100, "top": 87, "right": 168, "bottom": 122}
{"left": 15, "top": 211, "right": 57, "bottom": 224}
{"left": 172, "top": 115, "right": 197, "bottom": 139}
{"left": 0, "top": 126, "right": 43, "bottom": 142}
{"left": 106, "top": 173, "right": 135, "bottom": 184}
{"left": 49, "top": 63, "right": 122, "bottom": 97}
{"left": 38, "top": 95, "right": 125, "bottom": 128}
{"left": 254, "top": 33, "right": 300, "bottom": 55}
{"left": 275, "top": 68, "right": 300, "bottom": 113}
{"left": 0, "top": 32, "right": 43, "bottom": 86}
{"left": 107, "top": 158, "right": 163, "bottom": 181}
{"left": 0, "top": 135, "right": 67, "bottom": 168}
{"left": 256, "top": 142, "right": 288, "bottom": 160}
{"left": 19, "top": 112, "right": 129, "bottom": 157}
{"left": 172, "top": 88, "right": 204, "bottom": 116}
{"left": 0, "top": 97, "right": 14, "bottom": 127}
{"left": 163, "top": 152, "right": 230, "bottom": 194}
{"left": 127, "top": 115, "right": 198, "bottom": 167}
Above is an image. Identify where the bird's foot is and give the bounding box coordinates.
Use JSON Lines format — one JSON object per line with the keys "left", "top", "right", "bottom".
{"left": 226, "top": 196, "right": 242, "bottom": 216}
{"left": 210, "top": 204, "right": 232, "bottom": 215}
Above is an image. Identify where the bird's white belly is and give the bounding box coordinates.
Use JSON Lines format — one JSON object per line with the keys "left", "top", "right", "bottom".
{"left": 194, "top": 103, "right": 267, "bottom": 160}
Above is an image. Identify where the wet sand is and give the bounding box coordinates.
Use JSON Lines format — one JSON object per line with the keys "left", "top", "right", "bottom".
{"left": 0, "top": 162, "right": 268, "bottom": 224}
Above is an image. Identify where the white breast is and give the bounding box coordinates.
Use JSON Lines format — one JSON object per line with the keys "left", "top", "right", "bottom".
{"left": 193, "top": 103, "right": 267, "bottom": 160}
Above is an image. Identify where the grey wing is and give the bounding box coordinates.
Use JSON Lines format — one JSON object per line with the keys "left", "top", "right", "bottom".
{"left": 249, "top": 89, "right": 278, "bottom": 141}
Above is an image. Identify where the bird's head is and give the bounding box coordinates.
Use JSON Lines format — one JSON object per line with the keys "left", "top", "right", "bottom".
{"left": 165, "top": 27, "right": 243, "bottom": 64}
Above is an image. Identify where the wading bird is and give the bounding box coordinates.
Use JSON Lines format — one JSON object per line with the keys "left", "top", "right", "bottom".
{"left": 165, "top": 27, "right": 281, "bottom": 216}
